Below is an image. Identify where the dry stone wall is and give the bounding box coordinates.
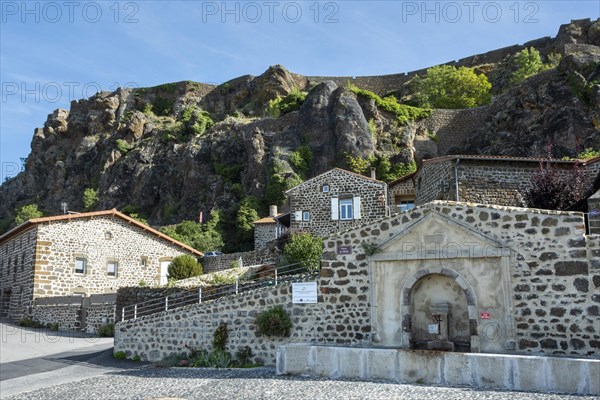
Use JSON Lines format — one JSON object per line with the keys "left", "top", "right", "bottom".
{"left": 202, "top": 247, "right": 280, "bottom": 273}
{"left": 31, "top": 305, "right": 81, "bottom": 330}
{"left": 254, "top": 223, "right": 277, "bottom": 251}
{"left": 114, "top": 201, "right": 599, "bottom": 364}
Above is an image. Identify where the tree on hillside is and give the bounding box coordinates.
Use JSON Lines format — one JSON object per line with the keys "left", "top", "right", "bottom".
{"left": 14, "top": 204, "right": 44, "bottom": 225}
{"left": 510, "top": 47, "right": 561, "bottom": 85}
{"left": 161, "top": 209, "right": 224, "bottom": 252}
{"left": 411, "top": 65, "right": 492, "bottom": 109}
{"left": 235, "top": 197, "right": 260, "bottom": 248}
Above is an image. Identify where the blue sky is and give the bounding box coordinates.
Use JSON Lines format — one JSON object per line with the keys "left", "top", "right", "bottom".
{"left": 1, "top": 1, "right": 598, "bottom": 180}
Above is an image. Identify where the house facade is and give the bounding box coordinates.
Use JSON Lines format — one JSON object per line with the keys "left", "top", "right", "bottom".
{"left": 285, "top": 168, "right": 388, "bottom": 238}
{"left": 0, "top": 209, "right": 203, "bottom": 321}
{"left": 389, "top": 155, "right": 600, "bottom": 209}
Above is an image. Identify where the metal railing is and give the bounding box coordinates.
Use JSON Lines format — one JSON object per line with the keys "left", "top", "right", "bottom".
{"left": 119, "top": 262, "right": 317, "bottom": 322}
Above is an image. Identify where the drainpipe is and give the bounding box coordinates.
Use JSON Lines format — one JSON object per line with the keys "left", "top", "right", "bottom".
{"left": 454, "top": 158, "right": 460, "bottom": 202}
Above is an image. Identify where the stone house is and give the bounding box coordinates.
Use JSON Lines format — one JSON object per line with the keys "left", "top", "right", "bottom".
{"left": 389, "top": 155, "right": 600, "bottom": 210}
{"left": 0, "top": 209, "right": 204, "bottom": 321}
{"left": 254, "top": 168, "right": 388, "bottom": 249}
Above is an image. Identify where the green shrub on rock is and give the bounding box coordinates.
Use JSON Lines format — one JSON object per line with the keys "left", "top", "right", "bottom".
{"left": 167, "top": 254, "right": 202, "bottom": 280}
{"left": 254, "top": 305, "right": 292, "bottom": 337}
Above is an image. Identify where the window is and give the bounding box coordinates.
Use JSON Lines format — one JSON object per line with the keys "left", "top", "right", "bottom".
{"left": 104, "top": 231, "right": 113, "bottom": 240}
{"left": 141, "top": 257, "right": 148, "bottom": 268}
{"left": 340, "top": 199, "right": 353, "bottom": 220}
{"left": 399, "top": 201, "right": 415, "bottom": 212}
{"left": 322, "top": 184, "right": 330, "bottom": 193}
{"left": 395, "top": 195, "right": 415, "bottom": 213}
{"left": 75, "top": 258, "right": 87, "bottom": 274}
{"left": 331, "top": 197, "right": 361, "bottom": 221}
{"left": 107, "top": 261, "right": 118, "bottom": 277}
{"left": 302, "top": 211, "right": 311, "bottom": 221}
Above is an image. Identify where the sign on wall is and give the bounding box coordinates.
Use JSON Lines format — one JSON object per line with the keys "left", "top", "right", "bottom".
{"left": 480, "top": 312, "right": 491, "bottom": 320}
{"left": 337, "top": 245, "right": 352, "bottom": 255}
{"left": 292, "top": 282, "right": 318, "bottom": 304}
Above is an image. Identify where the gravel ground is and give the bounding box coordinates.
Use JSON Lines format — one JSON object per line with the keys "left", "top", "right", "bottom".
{"left": 3, "top": 367, "right": 598, "bottom": 400}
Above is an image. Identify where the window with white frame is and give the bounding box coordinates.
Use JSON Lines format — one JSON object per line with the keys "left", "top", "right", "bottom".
{"left": 141, "top": 257, "right": 148, "bottom": 268}
{"left": 75, "top": 257, "right": 87, "bottom": 274}
{"left": 302, "top": 211, "right": 311, "bottom": 221}
{"left": 322, "top": 184, "right": 330, "bottom": 193}
{"left": 339, "top": 199, "right": 353, "bottom": 220}
{"left": 331, "top": 196, "right": 362, "bottom": 221}
{"left": 107, "top": 261, "right": 118, "bottom": 277}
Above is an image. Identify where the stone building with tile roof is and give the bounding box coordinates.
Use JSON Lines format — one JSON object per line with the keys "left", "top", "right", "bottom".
{"left": 0, "top": 209, "right": 203, "bottom": 321}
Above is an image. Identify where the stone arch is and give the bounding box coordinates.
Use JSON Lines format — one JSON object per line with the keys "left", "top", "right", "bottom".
{"left": 400, "top": 267, "right": 478, "bottom": 350}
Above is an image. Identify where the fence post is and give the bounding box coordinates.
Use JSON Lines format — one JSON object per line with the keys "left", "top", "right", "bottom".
{"left": 275, "top": 268, "right": 278, "bottom": 286}
{"left": 121, "top": 307, "right": 125, "bottom": 321}
{"left": 199, "top": 287, "right": 202, "bottom": 304}
{"left": 165, "top": 296, "right": 169, "bottom": 311}
{"left": 134, "top": 304, "right": 137, "bottom": 320}
{"left": 235, "top": 279, "right": 239, "bottom": 295}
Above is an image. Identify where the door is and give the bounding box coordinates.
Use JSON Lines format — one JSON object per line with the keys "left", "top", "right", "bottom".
{"left": 159, "top": 260, "right": 171, "bottom": 285}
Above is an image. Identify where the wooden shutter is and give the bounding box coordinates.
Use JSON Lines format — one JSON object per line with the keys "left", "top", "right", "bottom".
{"left": 353, "top": 196, "right": 362, "bottom": 219}
{"left": 331, "top": 197, "right": 339, "bottom": 220}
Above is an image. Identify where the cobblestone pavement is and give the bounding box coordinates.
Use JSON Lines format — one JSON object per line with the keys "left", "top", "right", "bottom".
{"left": 3, "top": 367, "right": 597, "bottom": 400}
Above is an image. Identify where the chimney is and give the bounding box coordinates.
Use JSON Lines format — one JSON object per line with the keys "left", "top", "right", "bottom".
{"left": 370, "top": 168, "right": 376, "bottom": 180}
{"left": 269, "top": 205, "right": 278, "bottom": 217}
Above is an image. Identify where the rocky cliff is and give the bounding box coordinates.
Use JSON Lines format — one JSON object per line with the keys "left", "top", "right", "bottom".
{"left": 1, "top": 19, "right": 599, "bottom": 250}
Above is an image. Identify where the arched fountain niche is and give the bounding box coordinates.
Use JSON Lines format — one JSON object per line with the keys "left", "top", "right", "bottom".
{"left": 407, "top": 272, "right": 472, "bottom": 352}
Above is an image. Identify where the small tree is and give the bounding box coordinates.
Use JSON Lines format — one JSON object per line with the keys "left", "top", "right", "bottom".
{"left": 283, "top": 232, "right": 323, "bottom": 271}
{"left": 167, "top": 254, "right": 202, "bottom": 280}
{"left": 411, "top": 65, "right": 492, "bottom": 109}
{"left": 83, "top": 188, "right": 99, "bottom": 210}
{"left": 510, "top": 47, "right": 561, "bottom": 85}
{"left": 14, "top": 204, "right": 43, "bottom": 225}
{"left": 523, "top": 162, "right": 584, "bottom": 211}
{"left": 235, "top": 197, "right": 260, "bottom": 246}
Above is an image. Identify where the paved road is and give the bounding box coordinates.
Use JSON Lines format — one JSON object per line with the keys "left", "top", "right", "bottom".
{"left": 2, "top": 367, "right": 597, "bottom": 400}
{"left": 0, "top": 322, "right": 134, "bottom": 398}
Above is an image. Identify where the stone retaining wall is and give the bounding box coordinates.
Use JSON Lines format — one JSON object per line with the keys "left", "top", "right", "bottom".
{"left": 31, "top": 305, "right": 82, "bottom": 330}
{"left": 114, "top": 202, "right": 599, "bottom": 366}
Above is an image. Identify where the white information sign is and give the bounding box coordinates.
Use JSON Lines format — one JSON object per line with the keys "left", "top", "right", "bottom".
{"left": 428, "top": 324, "right": 440, "bottom": 334}
{"left": 292, "top": 282, "right": 318, "bottom": 304}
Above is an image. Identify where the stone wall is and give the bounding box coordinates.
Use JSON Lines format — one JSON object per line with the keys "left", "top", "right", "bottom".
{"left": 388, "top": 178, "right": 415, "bottom": 212}
{"left": 31, "top": 305, "right": 81, "bottom": 330}
{"left": 415, "top": 160, "right": 455, "bottom": 205}
{"left": 0, "top": 227, "right": 37, "bottom": 321}
{"left": 115, "top": 286, "right": 189, "bottom": 322}
{"left": 254, "top": 223, "right": 277, "bottom": 251}
{"left": 307, "top": 35, "right": 555, "bottom": 95}
{"left": 115, "top": 282, "right": 326, "bottom": 364}
{"left": 416, "top": 107, "right": 492, "bottom": 155}
{"left": 287, "top": 169, "right": 388, "bottom": 237}
{"left": 115, "top": 202, "right": 599, "bottom": 364}
{"left": 29, "top": 294, "right": 116, "bottom": 332}
{"left": 33, "top": 215, "right": 196, "bottom": 298}
{"left": 202, "top": 247, "right": 280, "bottom": 274}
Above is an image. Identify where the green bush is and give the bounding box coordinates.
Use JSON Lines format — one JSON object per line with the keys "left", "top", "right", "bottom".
{"left": 289, "top": 145, "right": 313, "bottom": 178}
{"left": 283, "top": 232, "right": 323, "bottom": 271}
{"left": 18, "top": 318, "right": 44, "bottom": 328}
{"left": 152, "top": 97, "right": 174, "bottom": 116}
{"left": 212, "top": 322, "right": 228, "bottom": 351}
{"left": 155, "top": 353, "right": 186, "bottom": 367}
{"left": 255, "top": 305, "right": 292, "bottom": 337}
{"left": 268, "top": 88, "right": 307, "bottom": 116}
{"left": 50, "top": 323, "right": 59, "bottom": 331}
{"left": 83, "top": 188, "right": 98, "bottom": 210}
{"left": 235, "top": 197, "right": 260, "bottom": 245}
{"left": 235, "top": 346, "right": 253, "bottom": 366}
{"left": 410, "top": 65, "right": 492, "bottom": 109}
{"left": 98, "top": 323, "right": 115, "bottom": 337}
{"left": 167, "top": 255, "right": 202, "bottom": 280}
{"left": 345, "top": 154, "right": 416, "bottom": 183}
{"left": 113, "top": 351, "right": 127, "bottom": 360}
{"left": 115, "top": 139, "right": 132, "bottom": 154}
{"left": 348, "top": 84, "right": 431, "bottom": 124}
{"left": 132, "top": 354, "right": 142, "bottom": 362}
